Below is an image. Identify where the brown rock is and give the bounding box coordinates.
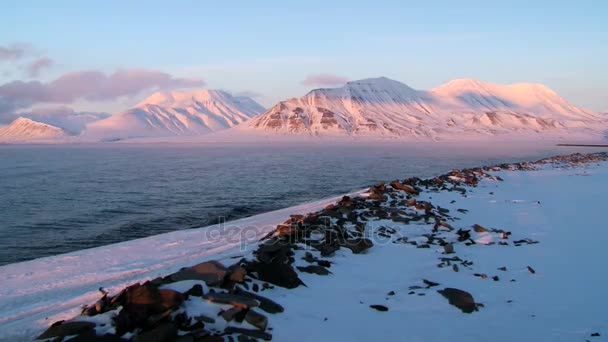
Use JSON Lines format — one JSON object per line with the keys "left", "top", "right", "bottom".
{"left": 204, "top": 293, "right": 259, "bottom": 309}
{"left": 233, "top": 288, "right": 284, "bottom": 314}
{"left": 228, "top": 266, "right": 248, "bottom": 283}
{"left": 390, "top": 181, "right": 419, "bottom": 195}
{"left": 443, "top": 243, "right": 455, "bottom": 254}
{"left": 472, "top": 224, "right": 488, "bottom": 233}
{"left": 221, "top": 307, "right": 244, "bottom": 322}
{"left": 342, "top": 238, "right": 373, "bottom": 254}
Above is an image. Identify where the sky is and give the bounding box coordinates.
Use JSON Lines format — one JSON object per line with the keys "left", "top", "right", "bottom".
{"left": 0, "top": 0, "right": 606, "bottom": 118}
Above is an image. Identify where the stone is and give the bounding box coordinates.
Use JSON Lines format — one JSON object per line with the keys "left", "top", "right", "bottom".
{"left": 369, "top": 304, "right": 389, "bottom": 312}
{"left": 228, "top": 266, "right": 248, "bottom": 283}
{"left": 204, "top": 293, "right": 259, "bottom": 308}
{"left": 245, "top": 309, "right": 268, "bottom": 330}
{"left": 224, "top": 327, "right": 272, "bottom": 341}
{"left": 221, "top": 307, "right": 244, "bottom": 322}
{"left": 443, "top": 243, "right": 455, "bottom": 254}
{"left": 133, "top": 322, "right": 177, "bottom": 342}
{"left": 423, "top": 279, "right": 440, "bottom": 288}
{"left": 64, "top": 333, "right": 127, "bottom": 341}
{"left": 527, "top": 266, "right": 536, "bottom": 274}
{"left": 170, "top": 260, "right": 228, "bottom": 286}
{"left": 390, "top": 181, "right": 419, "bottom": 195}
{"left": 254, "top": 262, "right": 302, "bottom": 289}
{"left": 37, "top": 321, "right": 96, "bottom": 340}
{"left": 297, "top": 265, "right": 332, "bottom": 275}
{"left": 233, "top": 288, "right": 284, "bottom": 314}
{"left": 159, "top": 289, "right": 184, "bottom": 310}
{"left": 184, "top": 284, "right": 204, "bottom": 297}
{"left": 342, "top": 238, "right": 373, "bottom": 254}
{"left": 472, "top": 224, "right": 489, "bottom": 233}
{"left": 437, "top": 288, "right": 477, "bottom": 313}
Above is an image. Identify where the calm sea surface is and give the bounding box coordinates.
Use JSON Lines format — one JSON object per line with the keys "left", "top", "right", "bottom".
{"left": 0, "top": 142, "right": 592, "bottom": 265}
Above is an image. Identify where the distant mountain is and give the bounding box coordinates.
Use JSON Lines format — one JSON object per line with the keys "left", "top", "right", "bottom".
{"left": 15, "top": 107, "right": 110, "bottom": 133}
{"left": 0, "top": 117, "right": 70, "bottom": 142}
{"left": 241, "top": 77, "right": 604, "bottom": 139}
{"left": 85, "top": 90, "right": 264, "bottom": 140}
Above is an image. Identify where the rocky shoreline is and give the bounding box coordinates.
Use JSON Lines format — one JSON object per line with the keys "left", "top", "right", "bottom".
{"left": 35, "top": 152, "right": 608, "bottom": 342}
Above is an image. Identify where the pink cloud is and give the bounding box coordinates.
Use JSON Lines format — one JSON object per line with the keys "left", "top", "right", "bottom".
{"left": 0, "top": 69, "right": 205, "bottom": 112}
{"left": 26, "top": 57, "right": 54, "bottom": 77}
{"left": 301, "top": 73, "right": 349, "bottom": 87}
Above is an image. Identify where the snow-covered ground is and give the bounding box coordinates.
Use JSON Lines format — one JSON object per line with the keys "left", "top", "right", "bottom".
{"left": 1, "top": 156, "right": 607, "bottom": 341}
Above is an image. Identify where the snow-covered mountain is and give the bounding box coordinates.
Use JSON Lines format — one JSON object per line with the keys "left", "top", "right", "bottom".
{"left": 85, "top": 90, "right": 264, "bottom": 140}
{"left": 0, "top": 117, "right": 71, "bottom": 142}
{"left": 242, "top": 77, "right": 604, "bottom": 139}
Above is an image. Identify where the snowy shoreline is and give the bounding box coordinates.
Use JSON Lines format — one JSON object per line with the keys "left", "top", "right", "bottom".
{"left": 2, "top": 152, "right": 608, "bottom": 341}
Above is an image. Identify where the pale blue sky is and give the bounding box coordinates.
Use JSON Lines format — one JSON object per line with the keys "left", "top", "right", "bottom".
{"left": 1, "top": 0, "right": 606, "bottom": 113}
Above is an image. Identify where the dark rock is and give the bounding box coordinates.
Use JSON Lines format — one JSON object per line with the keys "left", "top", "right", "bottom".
{"left": 133, "top": 322, "right": 177, "bottom": 342}
{"left": 245, "top": 309, "right": 268, "bottom": 330}
{"left": 64, "top": 332, "right": 127, "bottom": 341}
{"left": 221, "top": 307, "right": 244, "bottom": 322}
{"left": 297, "top": 265, "right": 332, "bottom": 275}
{"left": 204, "top": 293, "right": 259, "bottom": 308}
{"left": 387, "top": 291, "right": 395, "bottom": 296}
{"left": 423, "top": 279, "right": 440, "bottom": 288}
{"left": 452, "top": 264, "right": 459, "bottom": 272}
{"left": 497, "top": 266, "right": 507, "bottom": 271}
{"left": 390, "top": 181, "right": 419, "bottom": 195}
{"left": 369, "top": 304, "right": 389, "bottom": 312}
{"left": 527, "top": 266, "right": 536, "bottom": 274}
{"left": 233, "top": 288, "right": 284, "bottom": 314}
{"left": 254, "top": 262, "right": 302, "bottom": 289}
{"left": 443, "top": 243, "right": 455, "bottom": 254}
{"left": 184, "top": 284, "right": 204, "bottom": 297}
{"left": 591, "top": 332, "right": 601, "bottom": 337}
{"left": 37, "top": 321, "right": 96, "bottom": 340}
{"left": 224, "top": 327, "right": 272, "bottom": 341}
{"left": 437, "top": 288, "right": 478, "bottom": 314}
{"left": 492, "top": 276, "right": 500, "bottom": 281}
{"left": 228, "top": 266, "right": 248, "bottom": 283}
{"left": 342, "top": 238, "right": 373, "bottom": 254}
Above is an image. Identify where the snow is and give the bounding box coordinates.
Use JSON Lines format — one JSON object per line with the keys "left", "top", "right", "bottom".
{"left": 0, "top": 117, "right": 70, "bottom": 142}
{"left": 1, "top": 158, "right": 607, "bottom": 341}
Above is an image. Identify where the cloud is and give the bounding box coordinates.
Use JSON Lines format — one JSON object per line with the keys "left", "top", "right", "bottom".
{"left": 26, "top": 57, "right": 54, "bottom": 77}
{"left": 0, "top": 43, "right": 31, "bottom": 61}
{"left": 234, "top": 90, "right": 263, "bottom": 98}
{"left": 13, "top": 105, "right": 110, "bottom": 132}
{"left": 0, "top": 69, "right": 205, "bottom": 112}
{"left": 301, "top": 73, "right": 349, "bottom": 87}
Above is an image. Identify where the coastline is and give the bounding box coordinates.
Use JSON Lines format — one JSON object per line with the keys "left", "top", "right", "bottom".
{"left": 2, "top": 152, "right": 607, "bottom": 341}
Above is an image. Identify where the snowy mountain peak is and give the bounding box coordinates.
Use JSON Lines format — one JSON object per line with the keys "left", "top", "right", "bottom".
{"left": 0, "top": 117, "right": 70, "bottom": 141}
{"left": 85, "top": 89, "right": 265, "bottom": 140}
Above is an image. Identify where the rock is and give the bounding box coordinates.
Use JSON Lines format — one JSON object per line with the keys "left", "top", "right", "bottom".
{"left": 184, "top": 284, "right": 204, "bottom": 297}
{"left": 497, "top": 266, "right": 507, "bottom": 271}
{"left": 387, "top": 291, "right": 395, "bottom": 296}
{"left": 228, "top": 266, "right": 248, "bottom": 283}
{"left": 233, "top": 288, "right": 284, "bottom": 314}
{"left": 254, "top": 262, "right": 302, "bottom": 289}
{"left": 158, "top": 289, "right": 184, "bottom": 310}
{"left": 369, "top": 304, "right": 389, "bottom": 312}
{"left": 245, "top": 309, "right": 268, "bottom": 330}
{"left": 527, "top": 266, "right": 536, "bottom": 274}
{"left": 390, "top": 181, "right": 419, "bottom": 195}
{"left": 342, "top": 238, "right": 373, "bottom": 254}
{"left": 221, "top": 307, "right": 244, "bottom": 322}
{"left": 472, "top": 224, "right": 488, "bottom": 233}
{"left": 437, "top": 288, "right": 478, "bottom": 313}
{"left": 170, "top": 260, "right": 228, "bottom": 286}
{"left": 37, "top": 321, "right": 96, "bottom": 340}
{"left": 64, "top": 333, "right": 127, "bottom": 341}
{"left": 423, "top": 279, "right": 440, "bottom": 288}
{"left": 452, "top": 264, "right": 459, "bottom": 272}
{"left": 591, "top": 332, "right": 601, "bottom": 337}
{"left": 443, "top": 243, "right": 455, "bottom": 254}
{"left": 224, "top": 327, "right": 272, "bottom": 341}
{"left": 255, "top": 241, "right": 294, "bottom": 264}
{"left": 204, "top": 293, "right": 259, "bottom": 308}
{"left": 297, "top": 265, "right": 332, "bottom": 275}
{"left": 133, "top": 323, "right": 177, "bottom": 342}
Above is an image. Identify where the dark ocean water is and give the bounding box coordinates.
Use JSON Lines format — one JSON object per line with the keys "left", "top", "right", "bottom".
{"left": 0, "top": 142, "right": 590, "bottom": 265}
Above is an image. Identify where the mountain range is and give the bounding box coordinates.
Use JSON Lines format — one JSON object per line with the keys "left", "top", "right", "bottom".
{"left": 1, "top": 77, "right": 605, "bottom": 142}
{"left": 243, "top": 77, "right": 604, "bottom": 139}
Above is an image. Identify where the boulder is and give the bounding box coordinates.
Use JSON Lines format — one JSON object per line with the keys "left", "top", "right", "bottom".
{"left": 297, "top": 265, "right": 332, "bottom": 275}
{"left": 390, "top": 181, "right": 419, "bottom": 195}
{"left": 369, "top": 304, "right": 389, "bottom": 312}
{"left": 228, "top": 265, "right": 248, "bottom": 283}
{"left": 233, "top": 288, "right": 284, "bottom": 314}
{"left": 437, "top": 288, "right": 477, "bottom": 313}
{"left": 342, "top": 238, "right": 373, "bottom": 254}
{"left": 132, "top": 322, "right": 177, "bottom": 342}
{"left": 254, "top": 262, "right": 302, "bottom": 289}
{"left": 245, "top": 309, "right": 268, "bottom": 330}
{"left": 204, "top": 292, "right": 259, "bottom": 308}
{"left": 169, "top": 260, "right": 228, "bottom": 286}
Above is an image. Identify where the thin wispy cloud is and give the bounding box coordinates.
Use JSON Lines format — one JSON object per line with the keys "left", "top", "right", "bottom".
{"left": 301, "top": 73, "right": 349, "bottom": 87}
